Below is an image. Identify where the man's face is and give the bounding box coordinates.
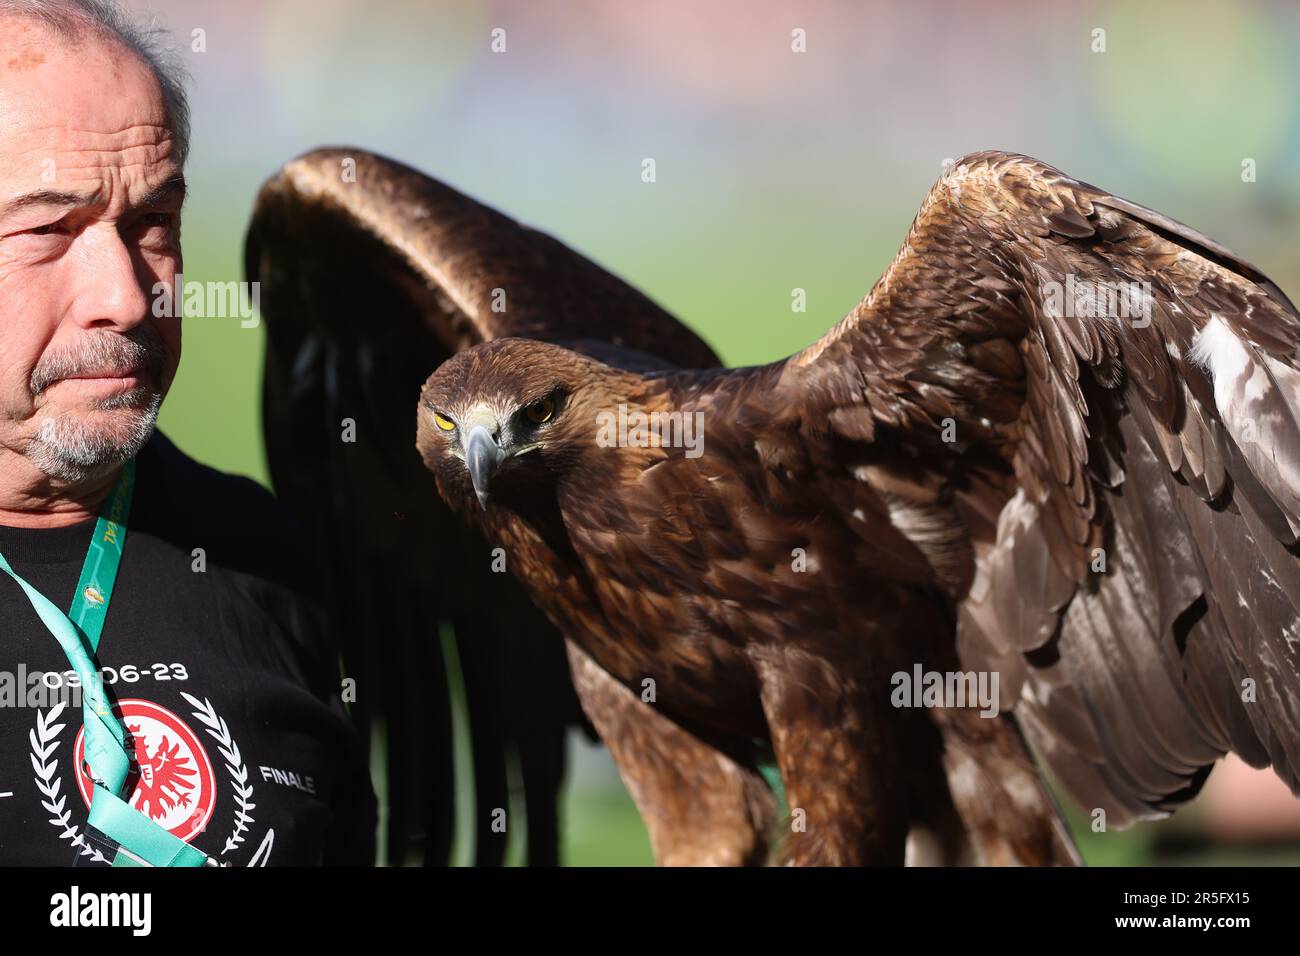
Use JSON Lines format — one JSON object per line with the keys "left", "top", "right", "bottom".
{"left": 0, "top": 20, "right": 183, "bottom": 483}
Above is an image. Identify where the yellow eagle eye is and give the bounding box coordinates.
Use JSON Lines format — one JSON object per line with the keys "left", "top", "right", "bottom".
{"left": 524, "top": 398, "right": 555, "bottom": 424}
{"left": 433, "top": 411, "right": 456, "bottom": 431}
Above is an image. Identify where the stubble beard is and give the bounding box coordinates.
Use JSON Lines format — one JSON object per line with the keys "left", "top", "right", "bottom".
{"left": 27, "top": 390, "right": 163, "bottom": 483}
{"left": 24, "top": 327, "right": 170, "bottom": 484}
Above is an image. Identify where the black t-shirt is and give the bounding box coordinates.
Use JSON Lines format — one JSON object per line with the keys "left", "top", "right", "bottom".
{"left": 0, "top": 432, "right": 375, "bottom": 866}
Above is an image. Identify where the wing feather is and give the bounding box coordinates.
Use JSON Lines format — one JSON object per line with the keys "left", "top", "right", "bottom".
{"left": 774, "top": 150, "right": 1300, "bottom": 825}
{"left": 249, "top": 147, "right": 716, "bottom": 364}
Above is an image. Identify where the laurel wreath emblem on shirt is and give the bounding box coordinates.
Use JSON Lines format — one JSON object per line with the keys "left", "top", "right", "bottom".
{"left": 181, "top": 692, "right": 255, "bottom": 856}
{"left": 29, "top": 693, "right": 254, "bottom": 863}
{"left": 29, "top": 702, "right": 107, "bottom": 864}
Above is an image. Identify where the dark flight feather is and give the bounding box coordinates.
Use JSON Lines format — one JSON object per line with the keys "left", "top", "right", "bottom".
{"left": 249, "top": 149, "right": 773, "bottom": 865}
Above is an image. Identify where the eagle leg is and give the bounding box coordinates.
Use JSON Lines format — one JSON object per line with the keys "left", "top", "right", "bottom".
{"left": 929, "top": 705, "right": 1083, "bottom": 866}
{"left": 758, "top": 655, "right": 910, "bottom": 866}
{"left": 565, "top": 641, "right": 778, "bottom": 866}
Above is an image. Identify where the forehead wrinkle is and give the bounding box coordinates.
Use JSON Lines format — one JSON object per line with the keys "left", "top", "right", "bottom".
{"left": 6, "top": 114, "right": 176, "bottom": 194}
{"left": 7, "top": 151, "right": 182, "bottom": 212}
{"left": 29, "top": 143, "right": 172, "bottom": 162}
{"left": 24, "top": 121, "right": 171, "bottom": 139}
{"left": 16, "top": 131, "right": 173, "bottom": 162}
{"left": 32, "top": 154, "right": 177, "bottom": 179}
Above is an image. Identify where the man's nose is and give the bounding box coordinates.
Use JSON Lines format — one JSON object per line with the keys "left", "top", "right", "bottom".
{"left": 68, "top": 223, "right": 154, "bottom": 331}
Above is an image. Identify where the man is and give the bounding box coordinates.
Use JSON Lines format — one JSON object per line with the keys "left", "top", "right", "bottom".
{"left": 0, "top": 0, "right": 375, "bottom": 864}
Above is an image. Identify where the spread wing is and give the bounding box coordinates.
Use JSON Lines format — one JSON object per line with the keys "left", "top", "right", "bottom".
{"left": 246, "top": 147, "right": 719, "bottom": 863}
{"left": 774, "top": 150, "right": 1300, "bottom": 827}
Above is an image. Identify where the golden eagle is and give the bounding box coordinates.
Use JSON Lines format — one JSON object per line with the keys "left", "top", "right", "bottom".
{"left": 250, "top": 148, "right": 1300, "bottom": 866}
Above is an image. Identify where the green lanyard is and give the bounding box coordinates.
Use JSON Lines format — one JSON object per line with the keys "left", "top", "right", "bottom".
{"left": 0, "top": 460, "right": 212, "bottom": 867}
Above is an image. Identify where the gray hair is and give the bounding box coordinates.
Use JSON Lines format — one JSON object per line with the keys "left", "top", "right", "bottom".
{"left": 0, "top": 0, "right": 190, "bottom": 166}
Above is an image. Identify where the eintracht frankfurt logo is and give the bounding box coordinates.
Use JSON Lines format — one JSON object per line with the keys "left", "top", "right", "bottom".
{"left": 73, "top": 699, "right": 217, "bottom": 842}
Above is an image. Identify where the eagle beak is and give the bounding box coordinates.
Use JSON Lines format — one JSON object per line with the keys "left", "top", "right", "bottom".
{"left": 465, "top": 425, "right": 506, "bottom": 509}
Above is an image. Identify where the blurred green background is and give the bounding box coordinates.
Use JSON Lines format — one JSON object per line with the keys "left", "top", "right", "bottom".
{"left": 141, "top": 0, "right": 1300, "bottom": 865}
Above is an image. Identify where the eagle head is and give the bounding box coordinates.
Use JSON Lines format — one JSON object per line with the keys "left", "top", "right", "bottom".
{"left": 417, "top": 338, "right": 614, "bottom": 513}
